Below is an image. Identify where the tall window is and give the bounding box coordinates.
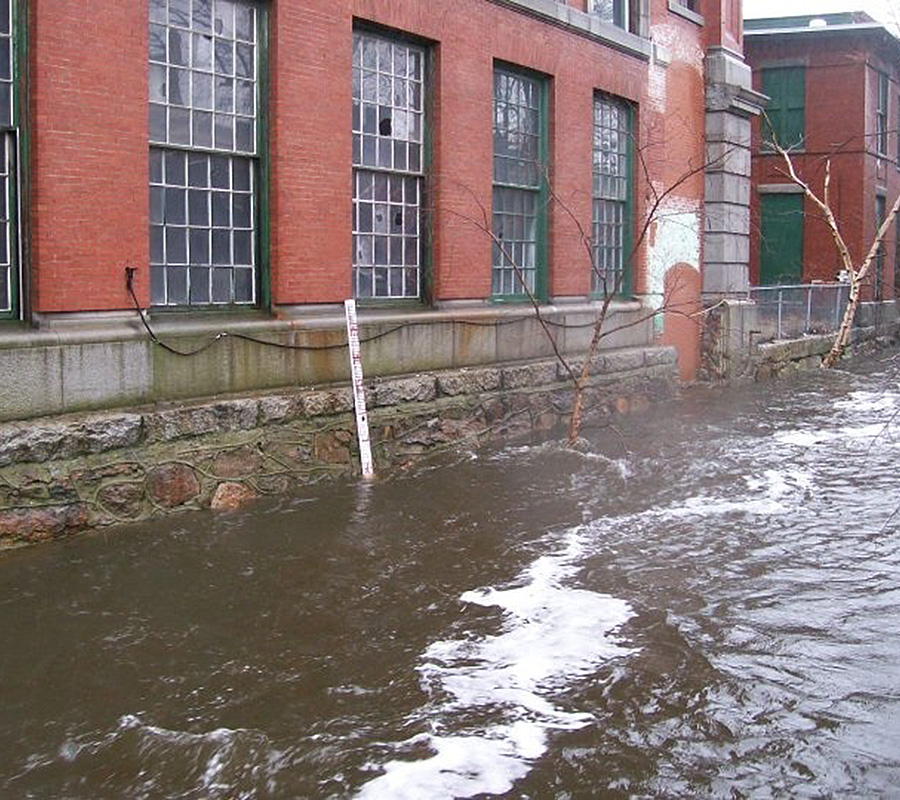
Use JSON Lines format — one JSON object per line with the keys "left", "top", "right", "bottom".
{"left": 592, "top": 0, "right": 640, "bottom": 33}
{"left": 149, "top": 0, "right": 260, "bottom": 307}
{"left": 352, "top": 31, "right": 425, "bottom": 300}
{"left": 592, "top": 95, "right": 633, "bottom": 296}
{"left": 492, "top": 67, "right": 545, "bottom": 298}
{"left": 761, "top": 67, "right": 805, "bottom": 150}
{"left": 876, "top": 72, "right": 888, "bottom": 156}
{"left": 0, "top": 0, "right": 16, "bottom": 319}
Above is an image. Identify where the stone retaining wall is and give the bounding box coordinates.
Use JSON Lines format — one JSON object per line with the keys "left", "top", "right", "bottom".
{"left": 0, "top": 346, "right": 678, "bottom": 549}
{"left": 700, "top": 299, "right": 900, "bottom": 382}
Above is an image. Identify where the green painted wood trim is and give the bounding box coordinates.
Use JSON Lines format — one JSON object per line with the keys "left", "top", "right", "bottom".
{"left": 622, "top": 101, "right": 634, "bottom": 296}
{"left": 0, "top": 0, "right": 25, "bottom": 322}
{"left": 256, "top": 0, "right": 271, "bottom": 311}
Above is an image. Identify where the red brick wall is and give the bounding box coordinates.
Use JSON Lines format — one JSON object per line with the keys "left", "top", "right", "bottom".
{"left": 30, "top": 0, "right": 149, "bottom": 312}
{"left": 27, "top": 0, "right": 708, "bottom": 312}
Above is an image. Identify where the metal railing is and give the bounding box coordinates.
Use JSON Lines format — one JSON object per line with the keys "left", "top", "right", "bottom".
{"left": 748, "top": 283, "right": 851, "bottom": 343}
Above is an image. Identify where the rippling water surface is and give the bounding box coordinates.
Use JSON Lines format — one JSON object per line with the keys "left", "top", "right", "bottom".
{"left": 3, "top": 355, "right": 900, "bottom": 798}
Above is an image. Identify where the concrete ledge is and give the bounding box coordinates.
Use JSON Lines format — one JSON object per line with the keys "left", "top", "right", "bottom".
{"left": 0, "top": 301, "right": 655, "bottom": 422}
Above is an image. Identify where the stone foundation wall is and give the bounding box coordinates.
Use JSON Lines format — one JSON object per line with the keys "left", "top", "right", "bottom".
{"left": 699, "top": 299, "right": 900, "bottom": 382}
{"left": 0, "top": 346, "right": 678, "bottom": 549}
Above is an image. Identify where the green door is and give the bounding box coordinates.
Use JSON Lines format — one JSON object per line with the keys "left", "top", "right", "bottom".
{"left": 760, "top": 193, "right": 803, "bottom": 285}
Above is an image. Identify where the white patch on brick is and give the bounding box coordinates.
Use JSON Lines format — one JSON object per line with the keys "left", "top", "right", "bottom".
{"left": 646, "top": 198, "right": 701, "bottom": 332}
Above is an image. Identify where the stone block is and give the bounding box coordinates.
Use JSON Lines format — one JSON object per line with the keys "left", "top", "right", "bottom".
{"left": 704, "top": 232, "right": 750, "bottom": 265}
{"left": 97, "top": 482, "right": 146, "bottom": 519}
{"left": 314, "top": 430, "right": 353, "bottom": 464}
{"left": 705, "top": 203, "right": 750, "bottom": 236}
{"left": 361, "top": 321, "right": 454, "bottom": 377}
{"left": 436, "top": 368, "right": 502, "bottom": 396}
{"left": 706, "top": 173, "right": 751, "bottom": 206}
{"left": 644, "top": 346, "right": 678, "bottom": 366}
{"left": 144, "top": 399, "right": 259, "bottom": 442}
{"left": 0, "top": 503, "right": 89, "bottom": 544}
{"left": 370, "top": 375, "right": 437, "bottom": 407}
{"left": 210, "top": 481, "right": 258, "bottom": 511}
{"left": 0, "top": 413, "right": 143, "bottom": 467}
{"left": 594, "top": 349, "right": 645, "bottom": 374}
{"left": 301, "top": 387, "right": 354, "bottom": 417}
{"left": 502, "top": 361, "right": 560, "bottom": 390}
{"left": 258, "top": 393, "right": 306, "bottom": 425}
{"left": 496, "top": 317, "right": 559, "bottom": 363}
{"left": 702, "top": 263, "right": 750, "bottom": 295}
{"left": 705, "top": 110, "right": 751, "bottom": 145}
{"left": 60, "top": 341, "right": 152, "bottom": 413}
{"left": 146, "top": 464, "right": 200, "bottom": 507}
{"left": 0, "top": 346, "right": 64, "bottom": 421}
{"left": 210, "top": 446, "right": 263, "bottom": 479}
{"left": 452, "top": 320, "right": 498, "bottom": 367}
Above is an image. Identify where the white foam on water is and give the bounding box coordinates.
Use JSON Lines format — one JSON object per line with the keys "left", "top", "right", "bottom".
{"left": 356, "top": 527, "right": 635, "bottom": 799}
{"left": 775, "top": 423, "right": 892, "bottom": 448}
{"left": 660, "top": 468, "right": 812, "bottom": 519}
{"left": 832, "top": 390, "right": 897, "bottom": 414}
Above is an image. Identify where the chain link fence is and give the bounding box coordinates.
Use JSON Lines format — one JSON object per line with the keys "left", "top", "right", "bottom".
{"left": 748, "top": 283, "right": 851, "bottom": 343}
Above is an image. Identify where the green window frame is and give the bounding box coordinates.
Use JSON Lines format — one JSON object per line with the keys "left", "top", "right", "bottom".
{"left": 876, "top": 71, "right": 888, "bottom": 156}
{"left": 351, "top": 30, "right": 426, "bottom": 300}
{"left": 149, "top": 0, "right": 265, "bottom": 308}
{"left": 761, "top": 66, "right": 805, "bottom": 151}
{"left": 592, "top": 94, "right": 633, "bottom": 297}
{"left": 0, "top": 0, "right": 19, "bottom": 321}
{"left": 492, "top": 65, "right": 547, "bottom": 300}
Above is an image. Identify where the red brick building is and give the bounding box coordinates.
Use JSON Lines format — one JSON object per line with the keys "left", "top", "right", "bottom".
{"left": 746, "top": 12, "right": 900, "bottom": 297}
{"left": 0, "top": 0, "right": 758, "bottom": 416}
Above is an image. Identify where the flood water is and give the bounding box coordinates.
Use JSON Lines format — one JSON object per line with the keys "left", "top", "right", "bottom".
{"left": 3, "top": 354, "right": 900, "bottom": 798}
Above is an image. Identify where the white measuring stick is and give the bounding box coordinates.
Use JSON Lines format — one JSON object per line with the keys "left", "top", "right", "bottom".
{"left": 344, "top": 299, "right": 375, "bottom": 479}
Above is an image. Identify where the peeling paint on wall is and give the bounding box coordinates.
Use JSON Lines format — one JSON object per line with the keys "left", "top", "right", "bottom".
{"left": 646, "top": 197, "right": 701, "bottom": 332}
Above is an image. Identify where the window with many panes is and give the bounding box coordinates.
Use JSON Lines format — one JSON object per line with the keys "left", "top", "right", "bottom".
{"left": 492, "top": 67, "right": 545, "bottom": 298}
{"left": 352, "top": 31, "right": 425, "bottom": 300}
{"left": 592, "top": 95, "right": 632, "bottom": 296}
{"left": 0, "top": 0, "right": 17, "bottom": 319}
{"left": 876, "top": 72, "right": 888, "bottom": 156}
{"left": 591, "top": 0, "right": 640, "bottom": 34}
{"left": 149, "top": 0, "right": 261, "bottom": 307}
{"left": 761, "top": 66, "right": 805, "bottom": 150}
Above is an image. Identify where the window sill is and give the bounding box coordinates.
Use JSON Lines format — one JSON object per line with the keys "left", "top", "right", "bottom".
{"left": 669, "top": 0, "right": 704, "bottom": 25}
{"left": 667, "top": 1, "right": 704, "bottom": 26}
{"left": 488, "top": 0, "right": 652, "bottom": 61}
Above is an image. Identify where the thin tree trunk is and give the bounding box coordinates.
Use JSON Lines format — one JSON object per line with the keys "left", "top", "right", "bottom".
{"left": 822, "top": 279, "right": 860, "bottom": 368}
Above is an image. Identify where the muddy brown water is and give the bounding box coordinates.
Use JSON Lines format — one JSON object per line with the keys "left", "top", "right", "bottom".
{"left": 2, "top": 355, "right": 900, "bottom": 798}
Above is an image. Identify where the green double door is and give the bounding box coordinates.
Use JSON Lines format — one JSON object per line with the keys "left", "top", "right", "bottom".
{"left": 759, "top": 193, "right": 803, "bottom": 285}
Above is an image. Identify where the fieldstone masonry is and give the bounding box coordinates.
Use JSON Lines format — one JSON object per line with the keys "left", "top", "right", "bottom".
{"left": 0, "top": 346, "right": 679, "bottom": 549}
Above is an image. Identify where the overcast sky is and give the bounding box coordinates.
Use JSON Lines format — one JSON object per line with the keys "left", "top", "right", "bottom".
{"left": 744, "top": 0, "right": 900, "bottom": 29}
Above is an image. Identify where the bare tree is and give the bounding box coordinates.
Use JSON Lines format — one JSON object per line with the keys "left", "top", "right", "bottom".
{"left": 446, "top": 142, "right": 724, "bottom": 446}
{"left": 774, "top": 142, "right": 900, "bottom": 368}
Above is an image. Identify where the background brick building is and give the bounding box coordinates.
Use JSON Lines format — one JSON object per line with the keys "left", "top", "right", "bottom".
{"left": 746, "top": 12, "right": 900, "bottom": 297}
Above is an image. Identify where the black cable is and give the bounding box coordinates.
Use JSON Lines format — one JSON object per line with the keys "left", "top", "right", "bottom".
{"left": 124, "top": 268, "right": 603, "bottom": 359}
